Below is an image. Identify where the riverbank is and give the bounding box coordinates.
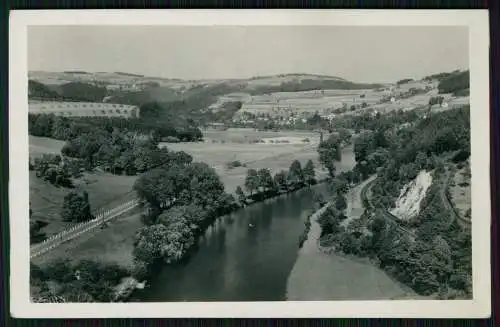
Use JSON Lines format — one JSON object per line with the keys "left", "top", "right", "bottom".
{"left": 286, "top": 182, "right": 419, "bottom": 301}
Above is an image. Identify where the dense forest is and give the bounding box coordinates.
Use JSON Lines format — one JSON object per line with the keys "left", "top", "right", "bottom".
{"left": 437, "top": 70, "right": 470, "bottom": 95}
{"left": 317, "top": 105, "right": 472, "bottom": 298}
{"left": 29, "top": 80, "right": 107, "bottom": 102}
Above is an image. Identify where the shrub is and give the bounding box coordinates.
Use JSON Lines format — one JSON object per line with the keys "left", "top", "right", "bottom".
{"left": 226, "top": 160, "right": 243, "bottom": 169}
{"left": 162, "top": 136, "right": 181, "bottom": 143}
{"left": 60, "top": 189, "right": 92, "bottom": 222}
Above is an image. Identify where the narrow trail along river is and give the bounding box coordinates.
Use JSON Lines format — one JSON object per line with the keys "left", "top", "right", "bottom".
{"left": 132, "top": 146, "right": 412, "bottom": 301}
{"left": 286, "top": 177, "right": 416, "bottom": 300}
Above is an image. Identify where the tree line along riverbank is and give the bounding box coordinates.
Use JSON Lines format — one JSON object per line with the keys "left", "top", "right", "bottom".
{"left": 30, "top": 115, "right": 347, "bottom": 302}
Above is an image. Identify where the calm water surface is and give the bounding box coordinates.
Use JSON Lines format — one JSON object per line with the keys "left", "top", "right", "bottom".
{"left": 133, "top": 147, "right": 355, "bottom": 302}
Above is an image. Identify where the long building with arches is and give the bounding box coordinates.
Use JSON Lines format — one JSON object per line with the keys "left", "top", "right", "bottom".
{"left": 28, "top": 101, "right": 140, "bottom": 118}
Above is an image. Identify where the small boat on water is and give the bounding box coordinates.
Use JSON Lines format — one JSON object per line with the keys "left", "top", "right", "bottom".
{"left": 249, "top": 223, "right": 255, "bottom": 228}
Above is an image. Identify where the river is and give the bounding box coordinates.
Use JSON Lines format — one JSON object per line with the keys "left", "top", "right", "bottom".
{"left": 132, "top": 183, "right": 332, "bottom": 302}
{"left": 132, "top": 145, "right": 407, "bottom": 301}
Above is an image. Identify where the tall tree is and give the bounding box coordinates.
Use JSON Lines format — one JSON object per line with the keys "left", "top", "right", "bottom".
{"left": 303, "top": 160, "right": 316, "bottom": 186}
{"left": 288, "top": 160, "right": 304, "bottom": 187}
{"left": 257, "top": 168, "right": 274, "bottom": 192}
{"left": 235, "top": 186, "right": 247, "bottom": 205}
{"left": 318, "top": 135, "right": 342, "bottom": 178}
{"left": 244, "top": 169, "right": 260, "bottom": 195}
{"left": 273, "top": 170, "right": 288, "bottom": 191}
{"left": 60, "top": 189, "right": 92, "bottom": 222}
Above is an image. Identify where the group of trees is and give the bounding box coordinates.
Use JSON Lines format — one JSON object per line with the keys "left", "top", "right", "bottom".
{"left": 396, "top": 78, "right": 414, "bottom": 85}
{"left": 60, "top": 189, "right": 93, "bottom": 222}
{"left": 239, "top": 159, "right": 317, "bottom": 203}
{"left": 368, "top": 171, "right": 472, "bottom": 297}
{"left": 437, "top": 70, "right": 470, "bottom": 95}
{"left": 132, "top": 161, "right": 238, "bottom": 270}
{"left": 317, "top": 178, "right": 348, "bottom": 238}
{"left": 350, "top": 106, "right": 470, "bottom": 208}
{"left": 29, "top": 112, "right": 203, "bottom": 144}
{"left": 429, "top": 96, "right": 445, "bottom": 107}
{"left": 321, "top": 105, "right": 472, "bottom": 297}
{"left": 30, "top": 259, "right": 130, "bottom": 302}
{"left": 318, "top": 135, "right": 343, "bottom": 178}
{"left": 248, "top": 79, "right": 382, "bottom": 95}
{"left": 30, "top": 202, "right": 46, "bottom": 243}
{"left": 29, "top": 80, "right": 107, "bottom": 102}
{"left": 30, "top": 154, "right": 75, "bottom": 187}
{"left": 34, "top": 118, "right": 194, "bottom": 176}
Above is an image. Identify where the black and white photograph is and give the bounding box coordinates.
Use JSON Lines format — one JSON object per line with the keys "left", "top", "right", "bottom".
{"left": 9, "top": 10, "right": 490, "bottom": 318}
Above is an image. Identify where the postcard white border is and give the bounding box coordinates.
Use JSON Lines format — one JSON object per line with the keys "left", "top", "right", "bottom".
{"left": 9, "top": 9, "right": 491, "bottom": 318}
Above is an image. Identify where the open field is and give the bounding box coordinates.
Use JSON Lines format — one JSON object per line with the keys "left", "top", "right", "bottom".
{"left": 286, "top": 192, "right": 420, "bottom": 301}
{"left": 233, "top": 89, "right": 384, "bottom": 116}
{"left": 30, "top": 171, "right": 137, "bottom": 236}
{"left": 29, "top": 136, "right": 66, "bottom": 157}
{"left": 166, "top": 129, "right": 355, "bottom": 194}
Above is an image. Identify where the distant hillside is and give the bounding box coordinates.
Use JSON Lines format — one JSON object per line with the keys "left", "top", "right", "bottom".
{"left": 28, "top": 71, "right": 384, "bottom": 124}
{"left": 114, "top": 71, "right": 145, "bottom": 77}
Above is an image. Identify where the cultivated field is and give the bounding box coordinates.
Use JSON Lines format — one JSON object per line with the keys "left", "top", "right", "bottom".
{"left": 230, "top": 89, "right": 383, "bottom": 116}
{"left": 165, "top": 128, "right": 356, "bottom": 194}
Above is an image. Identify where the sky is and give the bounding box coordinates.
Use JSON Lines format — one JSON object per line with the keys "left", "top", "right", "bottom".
{"left": 28, "top": 26, "right": 469, "bottom": 83}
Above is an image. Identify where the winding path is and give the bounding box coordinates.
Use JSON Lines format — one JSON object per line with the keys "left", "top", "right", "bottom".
{"left": 360, "top": 176, "right": 417, "bottom": 238}
{"left": 441, "top": 170, "right": 472, "bottom": 229}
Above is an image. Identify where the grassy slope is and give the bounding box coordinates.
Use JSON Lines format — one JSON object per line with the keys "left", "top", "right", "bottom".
{"left": 31, "top": 210, "right": 143, "bottom": 268}
{"left": 286, "top": 193, "right": 418, "bottom": 300}
{"left": 29, "top": 136, "right": 138, "bottom": 236}
{"left": 30, "top": 171, "right": 137, "bottom": 236}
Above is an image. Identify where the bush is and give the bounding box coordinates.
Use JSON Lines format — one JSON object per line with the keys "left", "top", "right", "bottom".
{"left": 226, "top": 160, "right": 243, "bottom": 169}
{"left": 162, "top": 136, "right": 181, "bottom": 143}
{"left": 60, "top": 189, "right": 92, "bottom": 222}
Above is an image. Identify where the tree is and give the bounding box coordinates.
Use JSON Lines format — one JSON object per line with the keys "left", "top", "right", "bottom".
{"left": 288, "top": 160, "right": 304, "bottom": 187}
{"left": 244, "top": 169, "right": 260, "bottom": 195}
{"left": 330, "top": 177, "right": 348, "bottom": 195}
{"left": 235, "top": 186, "right": 247, "bottom": 205}
{"left": 186, "top": 162, "right": 226, "bottom": 210}
{"left": 334, "top": 194, "right": 347, "bottom": 211}
{"left": 133, "top": 224, "right": 171, "bottom": 264}
{"left": 158, "top": 204, "right": 206, "bottom": 231}
{"left": 318, "top": 135, "right": 342, "bottom": 178}
{"left": 303, "top": 160, "right": 316, "bottom": 186}
{"left": 312, "top": 191, "right": 326, "bottom": 208}
{"left": 273, "top": 170, "right": 288, "bottom": 191}
{"left": 60, "top": 189, "right": 92, "bottom": 222}
{"left": 258, "top": 168, "right": 274, "bottom": 192}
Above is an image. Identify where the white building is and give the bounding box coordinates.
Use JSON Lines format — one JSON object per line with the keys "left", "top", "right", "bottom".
{"left": 29, "top": 101, "right": 140, "bottom": 118}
